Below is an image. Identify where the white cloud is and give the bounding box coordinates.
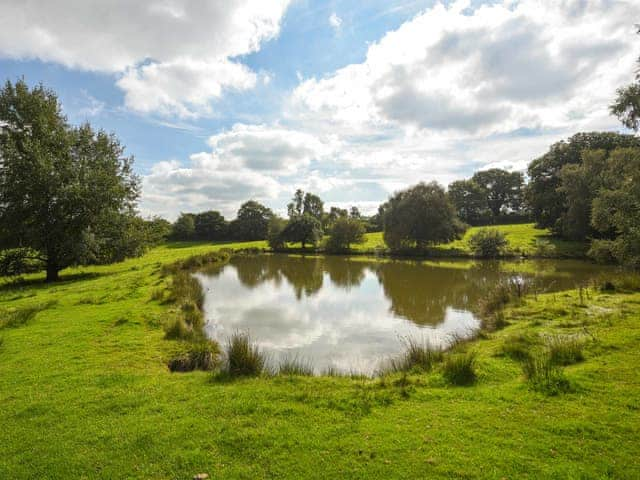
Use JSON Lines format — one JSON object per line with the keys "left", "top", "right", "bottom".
{"left": 0, "top": 0, "right": 291, "bottom": 117}
{"left": 139, "top": 124, "right": 336, "bottom": 218}
{"left": 329, "top": 12, "right": 342, "bottom": 30}
{"left": 139, "top": 154, "right": 282, "bottom": 220}
{"left": 293, "top": 0, "right": 638, "bottom": 136}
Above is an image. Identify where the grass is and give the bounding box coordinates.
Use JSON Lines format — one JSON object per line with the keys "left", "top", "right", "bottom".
{"left": 354, "top": 223, "right": 587, "bottom": 257}
{"left": 0, "top": 237, "right": 638, "bottom": 478}
{"left": 442, "top": 351, "right": 477, "bottom": 385}
{"left": 221, "top": 331, "right": 267, "bottom": 378}
{"left": 277, "top": 355, "right": 314, "bottom": 376}
{"left": 522, "top": 350, "right": 573, "bottom": 395}
{"left": 378, "top": 337, "right": 444, "bottom": 374}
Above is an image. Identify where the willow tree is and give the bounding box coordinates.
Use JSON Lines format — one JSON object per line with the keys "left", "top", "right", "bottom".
{"left": 0, "top": 80, "right": 139, "bottom": 281}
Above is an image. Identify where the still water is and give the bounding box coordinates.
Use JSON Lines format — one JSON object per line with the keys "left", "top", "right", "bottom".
{"left": 196, "top": 254, "right": 609, "bottom": 374}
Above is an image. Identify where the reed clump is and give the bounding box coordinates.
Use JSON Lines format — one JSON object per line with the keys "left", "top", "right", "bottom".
{"left": 442, "top": 351, "right": 477, "bottom": 386}
{"left": 223, "top": 331, "right": 266, "bottom": 377}
{"left": 378, "top": 337, "right": 444, "bottom": 375}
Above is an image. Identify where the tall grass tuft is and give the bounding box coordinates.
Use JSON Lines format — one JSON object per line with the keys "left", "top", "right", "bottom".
{"left": 522, "top": 350, "right": 572, "bottom": 395}
{"left": 501, "top": 333, "right": 537, "bottom": 361}
{"left": 163, "top": 317, "right": 194, "bottom": 341}
{"left": 378, "top": 337, "right": 444, "bottom": 374}
{"left": 545, "top": 334, "right": 585, "bottom": 366}
{"left": 277, "top": 355, "right": 314, "bottom": 376}
{"left": 170, "top": 271, "right": 205, "bottom": 309}
{"left": 224, "top": 331, "right": 266, "bottom": 377}
{"left": 0, "top": 301, "right": 57, "bottom": 330}
{"left": 442, "top": 351, "right": 477, "bottom": 386}
{"left": 168, "top": 340, "right": 220, "bottom": 372}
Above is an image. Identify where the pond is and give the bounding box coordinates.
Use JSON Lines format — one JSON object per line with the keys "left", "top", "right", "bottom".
{"left": 196, "top": 254, "right": 610, "bottom": 374}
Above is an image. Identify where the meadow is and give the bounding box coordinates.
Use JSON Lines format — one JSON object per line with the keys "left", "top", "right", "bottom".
{"left": 0, "top": 229, "right": 638, "bottom": 478}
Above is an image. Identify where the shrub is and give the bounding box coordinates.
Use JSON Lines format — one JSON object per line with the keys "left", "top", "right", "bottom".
{"left": 224, "top": 332, "right": 266, "bottom": 377}
{"left": 522, "top": 350, "right": 572, "bottom": 395}
{"left": 468, "top": 228, "right": 509, "bottom": 258}
{"left": 379, "top": 338, "right": 444, "bottom": 374}
{"left": 442, "top": 352, "right": 477, "bottom": 385}
{"left": 325, "top": 217, "right": 365, "bottom": 252}
{"left": 277, "top": 355, "right": 314, "bottom": 376}
{"left": 545, "top": 335, "right": 585, "bottom": 366}
{"left": 533, "top": 239, "right": 556, "bottom": 257}
{"left": 168, "top": 341, "right": 220, "bottom": 372}
{"left": 588, "top": 239, "right": 617, "bottom": 264}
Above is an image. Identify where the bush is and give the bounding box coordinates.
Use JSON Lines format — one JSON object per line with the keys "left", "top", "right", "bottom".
{"left": 325, "top": 217, "right": 365, "bottom": 252}
{"left": 267, "top": 216, "right": 287, "bottom": 250}
{"left": 379, "top": 338, "right": 444, "bottom": 374}
{"left": 545, "top": 335, "right": 585, "bottom": 366}
{"left": 0, "top": 248, "right": 44, "bottom": 276}
{"left": 588, "top": 239, "right": 617, "bottom": 264}
{"left": 168, "top": 341, "right": 220, "bottom": 372}
{"left": 533, "top": 239, "right": 556, "bottom": 257}
{"left": 224, "top": 332, "right": 266, "bottom": 377}
{"left": 522, "top": 350, "right": 572, "bottom": 395}
{"left": 468, "top": 228, "right": 509, "bottom": 258}
{"left": 442, "top": 352, "right": 477, "bottom": 385}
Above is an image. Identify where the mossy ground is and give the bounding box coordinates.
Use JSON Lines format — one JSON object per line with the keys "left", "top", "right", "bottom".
{"left": 0, "top": 237, "right": 637, "bottom": 479}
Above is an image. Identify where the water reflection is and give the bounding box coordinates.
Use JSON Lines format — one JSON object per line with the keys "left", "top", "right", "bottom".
{"left": 196, "top": 254, "right": 607, "bottom": 374}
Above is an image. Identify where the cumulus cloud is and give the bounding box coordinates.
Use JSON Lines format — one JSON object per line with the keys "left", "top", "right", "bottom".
{"left": 139, "top": 124, "right": 337, "bottom": 218}
{"left": 206, "top": 124, "right": 335, "bottom": 174}
{"left": 0, "top": 0, "right": 290, "bottom": 116}
{"left": 292, "top": 0, "right": 637, "bottom": 136}
{"left": 329, "top": 13, "right": 342, "bottom": 30}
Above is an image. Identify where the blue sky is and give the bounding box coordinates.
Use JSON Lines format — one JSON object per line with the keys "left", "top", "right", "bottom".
{"left": 0, "top": 0, "right": 636, "bottom": 219}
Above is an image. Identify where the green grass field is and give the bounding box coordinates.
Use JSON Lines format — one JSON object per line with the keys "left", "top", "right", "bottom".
{"left": 354, "top": 223, "right": 587, "bottom": 257}
{"left": 0, "top": 233, "right": 637, "bottom": 479}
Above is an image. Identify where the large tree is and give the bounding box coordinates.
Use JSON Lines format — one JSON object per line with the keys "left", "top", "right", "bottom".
{"left": 447, "top": 179, "right": 489, "bottom": 225}
{"left": 382, "top": 182, "right": 464, "bottom": 250}
{"left": 527, "top": 132, "right": 640, "bottom": 236}
{"left": 281, "top": 214, "right": 323, "bottom": 248}
{"left": 610, "top": 26, "right": 640, "bottom": 131}
{"left": 232, "top": 200, "right": 273, "bottom": 240}
{"left": 194, "top": 210, "right": 227, "bottom": 241}
{"left": 0, "top": 80, "right": 139, "bottom": 281}
{"left": 471, "top": 169, "right": 524, "bottom": 218}
{"left": 589, "top": 148, "right": 640, "bottom": 267}
{"left": 287, "top": 189, "right": 324, "bottom": 221}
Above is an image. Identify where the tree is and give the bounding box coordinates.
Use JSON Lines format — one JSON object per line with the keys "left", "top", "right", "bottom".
{"left": 267, "top": 216, "right": 287, "bottom": 250}
{"left": 143, "top": 216, "right": 172, "bottom": 245}
{"left": 287, "top": 189, "right": 324, "bottom": 220}
{"left": 281, "top": 214, "right": 323, "bottom": 248}
{"left": 588, "top": 148, "right": 640, "bottom": 267}
{"left": 326, "top": 216, "right": 365, "bottom": 251}
{"left": 349, "top": 206, "right": 361, "bottom": 218}
{"left": 194, "top": 210, "right": 228, "bottom": 241}
{"left": 471, "top": 169, "right": 524, "bottom": 218}
{"left": 527, "top": 132, "right": 640, "bottom": 235}
{"left": 382, "top": 182, "right": 465, "bottom": 250}
{"left": 303, "top": 192, "right": 324, "bottom": 220}
{"left": 172, "top": 213, "right": 196, "bottom": 240}
{"left": 448, "top": 179, "right": 489, "bottom": 225}
{"left": 232, "top": 200, "right": 273, "bottom": 240}
{"left": 287, "top": 189, "right": 304, "bottom": 218}
{"left": 610, "top": 25, "right": 640, "bottom": 131}
{"left": 0, "top": 80, "right": 139, "bottom": 281}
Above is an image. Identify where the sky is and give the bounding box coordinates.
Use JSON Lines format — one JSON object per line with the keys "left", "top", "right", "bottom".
{"left": 0, "top": 0, "right": 637, "bottom": 220}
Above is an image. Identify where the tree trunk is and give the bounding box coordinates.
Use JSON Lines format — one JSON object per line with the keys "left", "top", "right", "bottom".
{"left": 46, "top": 260, "right": 59, "bottom": 282}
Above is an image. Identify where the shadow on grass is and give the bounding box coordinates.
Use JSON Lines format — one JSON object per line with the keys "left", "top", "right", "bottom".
{"left": 0, "top": 271, "right": 106, "bottom": 292}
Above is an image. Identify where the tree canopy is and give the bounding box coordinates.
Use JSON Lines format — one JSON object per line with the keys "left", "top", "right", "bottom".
{"left": 231, "top": 200, "right": 273, "bottom": 240}
{"left": 0, "top": 80, "right": 140, "bottom": 281}
{"left": 527, "top": 132, "right": 640, "bottom": 239}
{"left": 382, "top": 182, "right": 464, "bottom": 250}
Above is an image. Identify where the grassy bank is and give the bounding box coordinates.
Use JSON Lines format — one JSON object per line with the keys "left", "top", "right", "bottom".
{"left": 0, "top": 241, "right": 637, "bottom": 478}
{"left": 354, "top": 223, "right": 587, "bottom": 257}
